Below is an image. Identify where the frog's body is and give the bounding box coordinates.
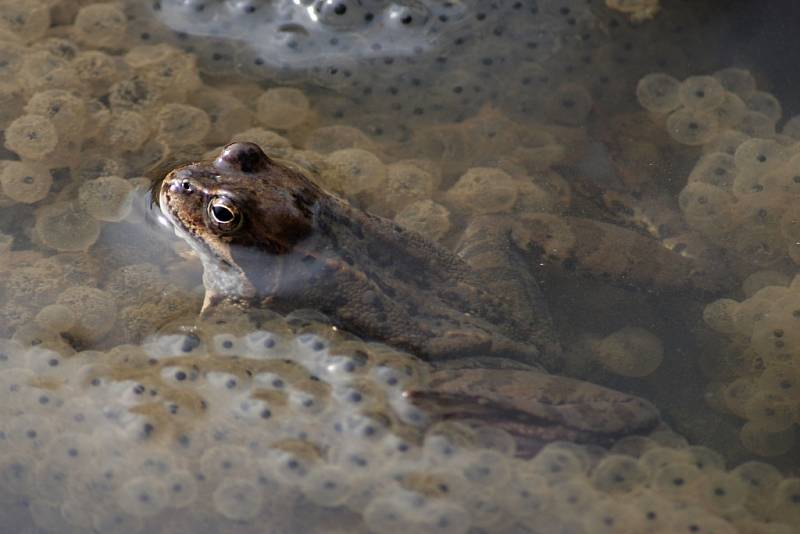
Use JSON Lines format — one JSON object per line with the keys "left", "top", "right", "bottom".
{"left": 160, "top": 142, "right": 561, "bottom": 368}
{"left": 157, "top": 142, "right": 661, "bottom": 454}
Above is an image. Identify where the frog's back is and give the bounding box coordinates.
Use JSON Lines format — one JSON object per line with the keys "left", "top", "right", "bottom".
{"left": 288, "top": 194, "right": 562, "bottom": 369}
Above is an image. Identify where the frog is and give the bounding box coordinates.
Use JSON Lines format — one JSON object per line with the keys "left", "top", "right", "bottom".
{"left": 157, "top": 142, "right": 561, "bottom": 370}
{"left": 155, "top": 141, "right": 662, "bottom": 454}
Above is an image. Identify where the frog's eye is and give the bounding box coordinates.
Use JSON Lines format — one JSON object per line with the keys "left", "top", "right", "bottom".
{"left": 207, "top": 196, "right": 242, "bottom": 231}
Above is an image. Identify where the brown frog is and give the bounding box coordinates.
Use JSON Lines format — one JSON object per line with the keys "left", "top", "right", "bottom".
{"left": 158, "top": 142, "right": 560, "bottom": 369}
{"left": 156, "top": 141, "right": 661, "bottom": 455}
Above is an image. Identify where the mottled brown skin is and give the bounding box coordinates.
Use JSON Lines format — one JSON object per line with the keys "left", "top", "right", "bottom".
{"left": 157, "top": 142, "right": 661, "bottom": 455}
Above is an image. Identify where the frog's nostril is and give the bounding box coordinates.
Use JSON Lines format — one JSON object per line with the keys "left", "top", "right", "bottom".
{"left": 168, "top": 179, "right": 193, "bottom": 196}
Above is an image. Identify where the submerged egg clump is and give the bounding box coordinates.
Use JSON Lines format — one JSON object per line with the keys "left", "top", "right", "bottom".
{"left": 256, "top": 88, "right": 311, "bottom": 131}
{"left": 72, "top": 3, "right": 128, "bottom": 50}
{"left": 636, "top": 72, "right": 681, "bottom": 113}
{"left": 394, "top": 200, "right": 451, "bottom": 241}
{"left": 592, "top": 326, "right": 664, "bottom": 377}
{"left": 25, "top": 90, "right": 87, "bottom": 142}
{"left": 77, "top": 175, "right": 134, "bottom": 222}
{"left": 713, "top": 67, "right": 757, "bottom": 97}
{"left": 445, "top": 167, "right": 518, "bottom": 215}
{"left": 34, "top": 201, "right": 101, "bottom": 252}
{"left": 702, "top": 279, "right": 800, "bottom": 457}
{"left": 323, "top": 148, "right": 387, "bottom": 198}
{"left": 156, "top": 103, "right": 211, "bottom": 146}
{"left": 678, "top": 76, "right": 726, "bottom": 111}
{"left": 666, "top": 108, "right": 719, "bottom": 146}
{"left": 101, "top": 111, "right": 151, "bottom": 152}
{"left": 642, "top": 68, "right": 786, "bottom": 157}
{"left": 0, "top": 161, "right": 52, "bottom": 204}
{"left": 0, "top": 0, "right": 50, "bottom": 43}
{"left": 4, "top": 114, "right": 59, "bottom": 160}
{"left": 56, "top": 286, "right": 118, "bottom": 343}
{"left": 649, "top": 68, "right": 800, "bottom": 269}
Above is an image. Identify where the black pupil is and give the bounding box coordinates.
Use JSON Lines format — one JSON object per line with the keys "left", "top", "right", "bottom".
{"left": 212, "top": 204, "right": 235, "bottom": 223}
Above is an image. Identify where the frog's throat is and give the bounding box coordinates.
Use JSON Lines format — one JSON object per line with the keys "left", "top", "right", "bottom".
{"left": 159, "top": 196, "right": 255, "bottom": 301}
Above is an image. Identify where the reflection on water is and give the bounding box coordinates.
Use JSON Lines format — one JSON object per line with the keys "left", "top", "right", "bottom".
{"left": 0, "top": 0, "right": 799, "bottom": 532}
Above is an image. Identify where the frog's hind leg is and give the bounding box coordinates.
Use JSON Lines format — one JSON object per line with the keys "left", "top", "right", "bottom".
{"left": 455, "top": 215, "right": 562, "bottom": 367}
{"left": 405, "top": 366, "right": 662, "bottom": 458}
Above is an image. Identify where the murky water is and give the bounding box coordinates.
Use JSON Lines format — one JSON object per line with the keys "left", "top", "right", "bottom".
{"left": 0, "top": 0, "right": 799, "bottom": 532}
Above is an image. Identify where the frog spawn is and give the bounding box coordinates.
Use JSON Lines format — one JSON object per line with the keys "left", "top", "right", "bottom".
{"left": 145, "top": 1, "right": 591, "bottom": 75}
{"left": 702, "top": 277, "right": 800, "bottom": 458}
{"left": 638, "top": 68, "right": 800, "bottom": 268}
{"left": 122, "top": 0, "right": 618, "bottom": 122}
{"left": 0, "top": 315, "right": 794, "bottom": 533}
{"left": 591, "top": 326, "right": 664, "bottom": 378}
{"left": 636, "top": 67, "right": 800, "bottom": 460}
{"left": 0, "top": 0, "right": 796, "bottom": 531}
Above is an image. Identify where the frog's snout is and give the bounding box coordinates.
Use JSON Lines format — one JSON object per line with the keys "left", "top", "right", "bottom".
{"left": 157, "top": 169, "right": 196, "bottom": 211}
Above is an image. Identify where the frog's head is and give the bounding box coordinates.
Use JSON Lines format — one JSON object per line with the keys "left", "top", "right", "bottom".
{"left": 158, "top": 142, "right": 322, "bottom": 300}
{"left": 159, "top": 141, "right": 321, "bottom": 257}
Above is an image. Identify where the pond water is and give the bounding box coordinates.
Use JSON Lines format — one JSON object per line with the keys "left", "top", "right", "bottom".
{"left": 0, "top": 0, "right": 799, "bottom": 532}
